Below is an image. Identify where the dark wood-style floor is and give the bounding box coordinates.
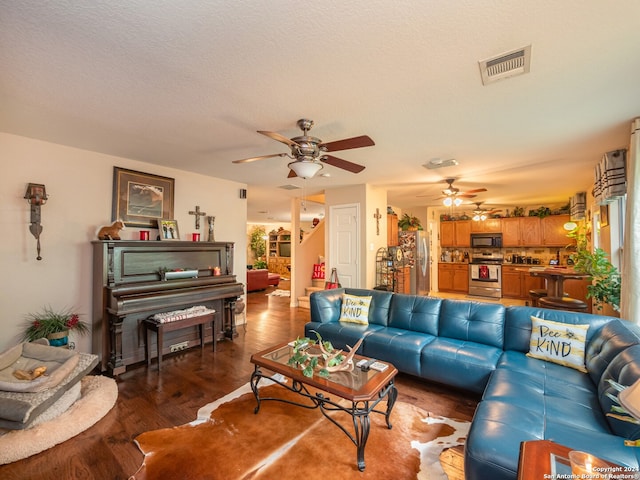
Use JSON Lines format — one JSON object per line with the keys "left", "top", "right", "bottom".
{"left": 0, "top": 282, "right": 479, "bottom": 480}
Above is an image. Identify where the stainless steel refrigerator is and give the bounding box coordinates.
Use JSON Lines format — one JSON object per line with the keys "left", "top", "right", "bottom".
{"left": 398, "top": 230, "right": 430, "bottom": 295}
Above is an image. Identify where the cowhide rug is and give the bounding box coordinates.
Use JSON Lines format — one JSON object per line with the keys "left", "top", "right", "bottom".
{"left": 131, "top": 382, "right": 469, "bottom": 480}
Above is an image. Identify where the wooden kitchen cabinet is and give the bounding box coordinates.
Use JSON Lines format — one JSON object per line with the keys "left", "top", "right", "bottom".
{"left": 502, "top": 265, "right": 545, "bottom": 299}
{"left": 502, "top": 217, "right": 541, "bottom": 246}
{"left": 440, "top": 220, "right": 471, "bottom": 247}
{"left": 438, "top": 263, "right": 468, "bottom": 293}
{"left": 438, "top": 263, "right": 454, "bottom": 291}
{"left": 541, "top": 214, "right": 574, "bottom": 246}
{"left": 501, "top": 266, "right": 523, "bottom": 298}
{"left": 470, "top": 218, "right": 502, "bottom": 233}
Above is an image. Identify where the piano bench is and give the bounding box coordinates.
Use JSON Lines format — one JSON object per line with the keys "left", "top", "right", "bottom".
{"left": 143, "top": 313, "right": 218, "bottom": 371}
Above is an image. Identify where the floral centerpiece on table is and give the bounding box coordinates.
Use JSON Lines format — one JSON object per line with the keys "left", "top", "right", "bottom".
{"left": 21, "top": 306, "right": 89, "bottom": 343}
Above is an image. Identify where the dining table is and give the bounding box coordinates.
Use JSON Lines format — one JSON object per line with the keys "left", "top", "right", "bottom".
{"left": 525, "top": 266, "right": 590, "bottom": 297}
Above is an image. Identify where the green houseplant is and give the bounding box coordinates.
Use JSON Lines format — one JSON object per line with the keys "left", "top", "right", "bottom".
{"left": 249, "top": 225, "right": 267, "bottom": 267}
{"left": 21, "top": 306, "right": 90, "bottom": 345}
{"left": 398, "top": 213, "right": 423, "bottom": 231}
{"left": 567, "top": 225, "right": 621, "bottom": 312}
{"left": 253, "top": 260, "right": 267, "bottom": 269}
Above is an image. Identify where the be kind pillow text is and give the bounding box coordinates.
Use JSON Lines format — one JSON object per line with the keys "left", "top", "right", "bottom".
{"left": 527, "top": 316, "right": 589, "bottom": 372}
{"left": 339, "top": 294, "right": 372, "bottom": 325}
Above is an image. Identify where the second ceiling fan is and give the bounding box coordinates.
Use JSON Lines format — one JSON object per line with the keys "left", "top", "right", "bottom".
{"left": 471, "top": 202, "right": 502, "bottom": 220}
{"left": 418, "top": 178, "right": 488, "bottom": 205}
{"left": 232, "top": 119, "right": 374, "bottom": 178}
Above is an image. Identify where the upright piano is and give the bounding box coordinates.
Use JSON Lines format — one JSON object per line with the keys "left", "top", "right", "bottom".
{"left": 92, "top": 240, "right": 244, "bottom": 375}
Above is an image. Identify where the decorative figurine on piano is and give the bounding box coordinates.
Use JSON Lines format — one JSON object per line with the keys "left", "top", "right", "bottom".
{"left": 97, "top": 220, "right": 125, "bottom": 240}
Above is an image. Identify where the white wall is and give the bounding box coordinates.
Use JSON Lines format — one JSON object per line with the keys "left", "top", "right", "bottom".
{"left": 0, "top": 133, "right": 247, "bottom": 353}
{"left": 365, "top": 185, "right": 388, "bottom": 288}
{"left": 323, "top": 184, "right": 387, "bottom": 289}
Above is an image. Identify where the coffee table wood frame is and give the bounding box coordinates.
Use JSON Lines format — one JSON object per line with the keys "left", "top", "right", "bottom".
{"left": 518, "top": 440, "right": 629, "bottom": 480}
{"left": 250, "top": 342, "right": 398, "bottom": 471}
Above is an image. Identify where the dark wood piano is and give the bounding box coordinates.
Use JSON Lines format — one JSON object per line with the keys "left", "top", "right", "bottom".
{"left": 92, "top": 240, "right": 244, "bottom": 375}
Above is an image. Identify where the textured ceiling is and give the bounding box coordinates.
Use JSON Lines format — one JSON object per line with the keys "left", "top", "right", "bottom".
{"left": 1, "top": 1, "right": 639, "bottom": 222}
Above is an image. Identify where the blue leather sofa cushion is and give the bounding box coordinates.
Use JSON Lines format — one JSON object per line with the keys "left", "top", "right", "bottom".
{"left": 466, "top": 398, "right": 640, "bottom": 480}
{"left": 586, "top": 319, "right": 640, "bottom": 384}
{"left": 306, "top": 288, "right": 393, "bottom": 351}
{"left": 486, "top": 352, "right": 606, "bottom": 429}
{"left": 362, "top": 328, "right": 435, "bottom": 376}
{"left": 309, "top": 287, "right": 394, "bottom": 327}
{"left": 387, "top": 294, "right": 442, "bottom": 335}
{"left": 503, "top": 305, "right": 613, "bottom": 353}
{"left": 467, "top": 349, "right": 640, "bottom": 480}
{"left": 597, "top": 344, "right": 640, "bottom": 439}
{"left": 439, "top": 299, "right": 505, "bottom": 349}
{"left": 489, "top": 351, "right": 594, "bottom": 391}
{"left": 420, "top": 337, "right": 502, "bottom": 393}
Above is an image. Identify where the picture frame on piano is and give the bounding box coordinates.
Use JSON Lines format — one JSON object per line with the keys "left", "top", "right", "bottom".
{"left": 158, "top": 219, "right": 181, "bottom": 241}
{"left": 112, "top": 167, "right": 175, "bottom": 228}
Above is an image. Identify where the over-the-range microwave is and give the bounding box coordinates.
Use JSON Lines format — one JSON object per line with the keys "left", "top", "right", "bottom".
{"left": 470, "top": 233, "right": 502, "bottom": 248}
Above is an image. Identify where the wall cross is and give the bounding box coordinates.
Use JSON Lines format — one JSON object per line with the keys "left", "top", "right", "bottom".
{"left": 373, "top": 208, "right": 382, "bottom": 235}
{"left": 188, "top": 205, "right": 207, "bottom": 230}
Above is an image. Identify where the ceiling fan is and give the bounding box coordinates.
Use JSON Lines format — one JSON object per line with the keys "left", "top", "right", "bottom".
{"left": 471, "top": 202, "right": 502, "bottom": 220}
{"left": 232, "top": 119, "right": 374, "bottom": 178}
{"left": 417, "top": 178, "right": 488, "bottom": 205}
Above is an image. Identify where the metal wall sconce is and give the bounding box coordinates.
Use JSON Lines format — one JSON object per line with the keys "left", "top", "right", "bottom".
{"left": 24, "top": 183, "right": 48, "bottom": 260}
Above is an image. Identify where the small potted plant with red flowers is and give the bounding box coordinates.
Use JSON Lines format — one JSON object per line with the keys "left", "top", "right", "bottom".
{"left": 21, "top": 306, "right": 89, "bottom": 347}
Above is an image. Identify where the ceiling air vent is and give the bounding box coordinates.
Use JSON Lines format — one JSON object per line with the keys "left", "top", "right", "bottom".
{"left": 479, "top": 45, "right": 531, "bottom": 85}
{"left": 278, "top": 184, "right": 301, "bottom": 190}
{"left": 423, "top": 158, "right": 458, "bottom": 170}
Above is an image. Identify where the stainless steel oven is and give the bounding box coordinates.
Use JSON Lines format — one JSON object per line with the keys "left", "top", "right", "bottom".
{"left": 468, "top": 253, "right": 503, "bottom": 299}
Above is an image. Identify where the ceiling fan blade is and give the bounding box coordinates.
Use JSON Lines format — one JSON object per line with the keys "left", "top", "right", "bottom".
{"left": 287, "top": 169, "right": 297, "bottom": 178}
{"left": 461, "top": 188, "right": 488, "bottom": 195}
{"left": 321, "top": 155, "right": 366, "bottom": 173}
{"left": 320, "top": 135, "right": 375, "bottom": 152}
{"left": 457, "top": 194, "right": 477, "bottom": 199}
{"left": 257, "top": 130, "right": 300, "bottom": 148}
{"left": 232, "top": 153, "right": 288, "bottom": 164}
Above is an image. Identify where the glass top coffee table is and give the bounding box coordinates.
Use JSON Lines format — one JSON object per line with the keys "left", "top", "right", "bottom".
{"left": 250, "top": 342, "right": 398, "bottom": 471}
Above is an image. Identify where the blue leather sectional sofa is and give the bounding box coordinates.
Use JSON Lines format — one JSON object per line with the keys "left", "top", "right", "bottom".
{"left": 305, "top": 288, "right": 640, "bottom": 480}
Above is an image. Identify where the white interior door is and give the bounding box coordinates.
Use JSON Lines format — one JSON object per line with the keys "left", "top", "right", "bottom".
{"left": 329, "top": 204, "right": 359, "bottom": 288}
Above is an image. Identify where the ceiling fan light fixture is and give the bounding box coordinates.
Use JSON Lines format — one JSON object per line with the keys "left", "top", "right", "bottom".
{"left": 454, "top": 197, "right": 462, "bottom": 207}
{"left": 288, "top": 160, "right": 323, "bottom": 179}
{"left": 443, "top": 197, "right": 453, "bottom": 207}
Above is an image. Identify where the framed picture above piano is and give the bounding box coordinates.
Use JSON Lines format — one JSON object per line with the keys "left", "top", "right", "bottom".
{"left": 112, "top": 167, "right": 175, "bottom": 228}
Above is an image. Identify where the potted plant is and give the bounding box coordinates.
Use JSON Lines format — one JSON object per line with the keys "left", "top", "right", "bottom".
{"left": 566, "top": 225, "right": 621, "bottom": 312}
{"left": 249, "top": 225, "right": 267, "bottom": 263}
{"left": 21, "top": 306, "right": 90, "bottom": 346}
{"left": 398, "top": 213, "right": 423, "bottom": 231}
